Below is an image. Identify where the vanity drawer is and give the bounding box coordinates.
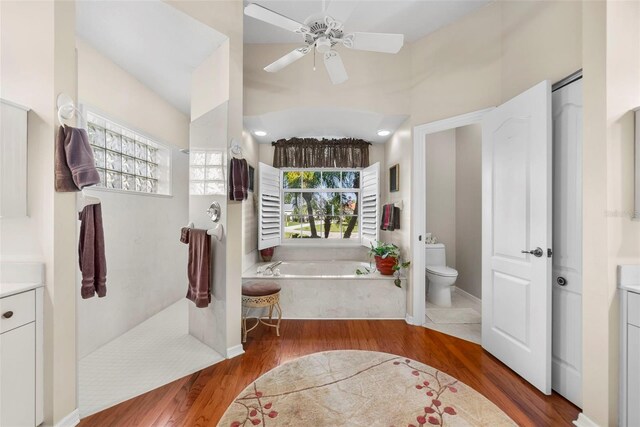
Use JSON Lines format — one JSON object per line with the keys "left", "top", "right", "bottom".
{"left": 629, "top": 292, "right": 640, "bottom": 327}
{"left": 0, "top": 290, "right": 35, "bottom": 334}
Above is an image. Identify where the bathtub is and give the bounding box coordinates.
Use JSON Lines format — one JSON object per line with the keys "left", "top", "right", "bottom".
{"left": 242, "top": 261, "right": 406, "bottom": 319}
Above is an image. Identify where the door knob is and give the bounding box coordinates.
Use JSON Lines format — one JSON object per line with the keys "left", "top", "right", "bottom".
{"left": 521, "top": 247, "right": 544, "bottom": 257}
{"left": 2, "top": 311, "right": 13, "bottom": 319}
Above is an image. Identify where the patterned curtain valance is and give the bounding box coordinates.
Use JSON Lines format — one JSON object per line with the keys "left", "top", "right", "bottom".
{"left": 272, "top": 138, "right": 371, "bottom": 169}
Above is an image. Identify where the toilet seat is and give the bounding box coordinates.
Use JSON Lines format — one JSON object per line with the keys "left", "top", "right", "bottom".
{"left": 426, "top": 265, "right": 458, "bottom": 277}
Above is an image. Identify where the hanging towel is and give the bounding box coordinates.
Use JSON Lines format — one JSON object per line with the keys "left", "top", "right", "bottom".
{"left": 181, "top": 228, "right": 211, "bottom": 308}
{"left": 380, "top": 204, "right": 401, "bottom": 231}
{"left": 229, "top": 158, "right": 249, "bottom": 201}
{"left": 393, "top": 206, "right": 401, "bottom": 230}
{"left": 78, "top": 203, "right": 107, "bottom": 299}
{"left": 56, "top": 125, "right": 100, "bottom": 192}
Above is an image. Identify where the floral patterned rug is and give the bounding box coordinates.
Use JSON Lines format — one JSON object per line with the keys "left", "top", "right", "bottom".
{"left": 218, "top": 350, "right": 515, "bottom": 427}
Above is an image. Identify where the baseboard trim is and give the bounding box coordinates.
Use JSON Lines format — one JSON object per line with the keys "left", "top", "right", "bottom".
{"left": 55, "top": 409, "right": 80, "bottom": 427}
{"left": 452, "top": 287, "right": 482, "bottom": 305}
{"left": 226, "top": 344, "right": 245, "bottom": 359}
{"left": 573, "top": 413, "right": 600, "bottom": 427}
{"left": 405, "top": 314, "right": 425, "bottom": 326}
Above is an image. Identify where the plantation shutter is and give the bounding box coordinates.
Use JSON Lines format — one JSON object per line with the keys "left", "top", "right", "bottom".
{"left": 360, "top": 162, "right": 379, "bottom": 248}
{"left": 258, "top": 162, "right": 282, "bottom": 250}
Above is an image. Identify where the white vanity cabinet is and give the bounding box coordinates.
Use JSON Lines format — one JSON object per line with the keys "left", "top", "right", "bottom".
{"left": 0, "top": 263, "right": 44, "bottom": 427}
{"left": 620, "top": 265, "right": 640, "bottom": 427}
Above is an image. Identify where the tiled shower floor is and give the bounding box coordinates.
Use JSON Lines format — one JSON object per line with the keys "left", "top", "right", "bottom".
{"left": 79, "top": 299, "right": 224, "bottom": 418}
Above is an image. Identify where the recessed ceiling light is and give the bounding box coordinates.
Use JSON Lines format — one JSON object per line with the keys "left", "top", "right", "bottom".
{"left": 254, "top": 130, "right": 267, "bottom": 137}
{"left": 377, "top": 129, "right": 391, "bottom": 137}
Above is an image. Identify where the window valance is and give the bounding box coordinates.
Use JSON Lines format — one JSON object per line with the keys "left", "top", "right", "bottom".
{"left": 272, "top": 138, "right": 371, "bottom": 169}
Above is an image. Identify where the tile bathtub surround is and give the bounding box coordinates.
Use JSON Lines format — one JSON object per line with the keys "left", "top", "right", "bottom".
{"left": 265, "top": 245, "right": 370, "bottom": 262}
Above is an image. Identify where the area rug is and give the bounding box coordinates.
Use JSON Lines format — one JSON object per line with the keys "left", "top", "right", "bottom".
{"left": 426, "top": 308, "right": 481, "bottom": 324}
{"left": 218, "top": 350, "right": 515, "bottom": 427}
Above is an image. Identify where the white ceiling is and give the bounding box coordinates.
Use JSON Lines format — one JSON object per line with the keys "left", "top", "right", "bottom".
{"left": 244, "top": 0, "right": 490, "bottom": 44}
{"left": 76, "top": 1, "right": 227, "bottom": 115}
{"left": 244, "top": 107, "right": 409, "bottom": 144}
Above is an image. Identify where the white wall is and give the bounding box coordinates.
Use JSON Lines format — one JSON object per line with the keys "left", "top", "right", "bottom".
{"left": 170, "top": 0, "right": 245, "bottom": 357}
{"left": 76, "top": 38, "right": 190, "bottom": 358}
{"left": 0, "top": 1, "right": 78, "bottom": 423}
{"left": 242, "top": 130, "right": 259, "bottom": 269}
{"left": 425, "top": 129, "right": 457, "bottom": 267}
{"left": 79, "top": 156, "right": 188, "bottom": 357}
{"left": 187, "top": 102, "right": 228, "bottom": 356}
{"left": 76, "top": 39, "right": 189, "bottom": 150}
{"left": 455, "top": 124, "right": 482, "bottom": 299}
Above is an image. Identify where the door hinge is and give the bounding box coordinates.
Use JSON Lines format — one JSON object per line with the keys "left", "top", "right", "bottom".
{"left": 547, "top": 248, "right": 553, "bottom": 258}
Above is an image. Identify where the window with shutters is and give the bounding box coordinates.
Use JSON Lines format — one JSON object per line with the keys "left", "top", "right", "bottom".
{"left": 258, "top": 162, "right": 379, "bottom": 249}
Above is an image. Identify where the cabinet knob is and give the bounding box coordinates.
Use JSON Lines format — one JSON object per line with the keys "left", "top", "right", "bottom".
{"left": 2, "top": 311, "right": 14, "bottom": 319}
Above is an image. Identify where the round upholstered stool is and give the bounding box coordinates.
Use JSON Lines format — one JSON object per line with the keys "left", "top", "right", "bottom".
{"left": 241, "top": 281, "right": 282, "bottom": 343}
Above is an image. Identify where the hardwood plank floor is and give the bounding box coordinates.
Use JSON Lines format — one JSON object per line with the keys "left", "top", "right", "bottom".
{"left": 79, "top": 320, "right": 579, "bottom": 426}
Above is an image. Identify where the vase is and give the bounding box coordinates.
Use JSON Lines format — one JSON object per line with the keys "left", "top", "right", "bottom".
{"left": 374, "top": 255, "right": 397, "bottom": 276}
{"left": 260, "top": 247, "right": 275, "bottom": 262}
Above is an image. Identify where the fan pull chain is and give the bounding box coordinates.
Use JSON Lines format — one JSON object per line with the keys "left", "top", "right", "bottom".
{"left": 313, "top": 48, "right": 316, "bottom": 71}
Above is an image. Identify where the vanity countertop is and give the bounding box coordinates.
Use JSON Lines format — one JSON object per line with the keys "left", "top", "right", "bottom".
{"left": 0, "top": 282, "right": 44, "bottom": 299}
{"left": 619, "top": 265, "right": 640, "bottom": 293}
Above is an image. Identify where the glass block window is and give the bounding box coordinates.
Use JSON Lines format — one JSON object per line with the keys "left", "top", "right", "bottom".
{"left": 86, "top": 111, "right": 170, "bottom": 195}
{"left": 189, "top": 150, "right": 226, "bottom": 195}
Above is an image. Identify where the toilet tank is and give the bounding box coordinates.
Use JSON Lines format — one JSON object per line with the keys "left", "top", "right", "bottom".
{"left": 425, "top": 243, "right": 446, "bottom": 266}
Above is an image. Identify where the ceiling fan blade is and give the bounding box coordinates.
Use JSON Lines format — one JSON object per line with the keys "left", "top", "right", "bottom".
{"left": 244, "top": 3, "right": 310, "bottom": 34}
{"left": 325, "top": 0, "right": 357, "bottom": 25}
{"left": 323, "top": 50, "right": 348, "bottom": 85}
{"left": 264, "top": 47, "right": 310, "bottom": 73}
{"left": 344, "top": 32, "right": 404, "bottom": 54}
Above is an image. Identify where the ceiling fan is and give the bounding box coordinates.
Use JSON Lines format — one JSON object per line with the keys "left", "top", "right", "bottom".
{"left": 244, "top": 2, "right": 405, "bottom": 85}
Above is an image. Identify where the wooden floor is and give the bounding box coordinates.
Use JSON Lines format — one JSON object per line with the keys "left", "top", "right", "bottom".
{"left": 79, "top": 320, "right": 579, "bottom": 426}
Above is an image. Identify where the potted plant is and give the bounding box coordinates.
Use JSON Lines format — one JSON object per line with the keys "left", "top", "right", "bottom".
{"left": 260, "top": 247, "right": 275, "bottom": 262}
{"left": 368, "top": 241, "right": 401, "bottom": 276}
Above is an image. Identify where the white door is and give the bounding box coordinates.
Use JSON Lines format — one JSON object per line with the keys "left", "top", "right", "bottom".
{"left": 482, "top": 80, "right": 552, "bottom": 394}
{"left": 551, "top": 77, "right": 583, "bottom": 407}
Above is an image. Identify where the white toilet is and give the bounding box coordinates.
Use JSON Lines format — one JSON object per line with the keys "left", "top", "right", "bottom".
{"left": 425, "top": 243, "right": 458, "bottom": 307}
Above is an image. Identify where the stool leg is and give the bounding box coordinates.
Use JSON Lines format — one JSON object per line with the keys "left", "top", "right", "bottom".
{"left": 268, "top": 304, "right": 274, "bottom": 321}
{"left": 242, "top": 306, "right": 248, "bottom": 343}
{"left": 275, "top": 301, "right": 282, "bottom": 337}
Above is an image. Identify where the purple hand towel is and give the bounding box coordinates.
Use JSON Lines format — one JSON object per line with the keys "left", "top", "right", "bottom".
{"left": 181, "top": 228, "right": 211, "bottom": 308}
{"left": 56, "top": 125, "right": 101, "bottom": 192}
{"left": 78, "top": 203, "right": 107, "bottom": 299}
{"left": 229, "top": 158, "right": 248, "bottom": 201}
{"left": 55, "top": 126, "right": 77, "bottom": 191}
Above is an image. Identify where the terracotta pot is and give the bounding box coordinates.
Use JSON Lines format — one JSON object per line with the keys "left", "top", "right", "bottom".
{"left": 375, "top": 255, "right": 397, "bottom": 276}
{"left": 260, "top": 247, "right": 275, "bottom": 262}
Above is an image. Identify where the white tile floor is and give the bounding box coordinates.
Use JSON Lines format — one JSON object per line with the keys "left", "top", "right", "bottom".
{"left": 424, "top": 289, "right": 482, "bottom": 344}
{"left": 79, "top": 299, "right": 224, "bottom": 418}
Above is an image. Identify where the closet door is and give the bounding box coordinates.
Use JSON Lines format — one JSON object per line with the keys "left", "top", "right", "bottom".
{"left": 551, "top": 77, "right": 583, "bottom": 408}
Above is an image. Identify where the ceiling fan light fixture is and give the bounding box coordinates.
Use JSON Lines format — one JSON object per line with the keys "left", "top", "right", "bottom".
{"left": 377, "top": 129, "right": 391, "bottom": 137}
{"left": 315, "top": 36, "right": 331, "bottom": 53}
{"left": 254, "top": 130, "right": 267, "bottom": 137}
